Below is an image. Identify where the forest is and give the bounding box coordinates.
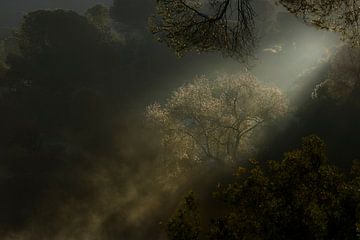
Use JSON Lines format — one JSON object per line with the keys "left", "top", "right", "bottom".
{"left": 0, "top": 0, "right": 359, "bottom": 239}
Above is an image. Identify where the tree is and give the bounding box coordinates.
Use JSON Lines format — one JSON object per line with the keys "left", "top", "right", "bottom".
{"left": 150, "top": 0, "right": 360, "bottom": 59}
{"left": 149, "top": 0, "right": 256, "bottom": 59}
{"left": 85, "top": 5, "right": 112, "bottom": 35}
{"left": 168, "top": 136, "right": 360, "bottom": 240}
{"left": 146, "top": 73, "right": 287, "bottom": 167}
{"left": 6, "top": 9, "right": 123, "bottom": 95}
{"left": 0, "top": 9, "right": 129, "bottom": 231}
{"left": 279, "top": 0, "right": 360, "bottom": 46}
{"left": 312, "top": 45, "right": 360, "bottom": 104}
{"left": 0, "top": 9, "right": 126, "bottom": 166}
{"left": 86, "top": 4, "right": 124, "bottom": 43}
{"left": 16, "top": 10, "right": 101, "bottom": 56}
{"left": 167, "top": 192, "right": 201, "bottom": 240}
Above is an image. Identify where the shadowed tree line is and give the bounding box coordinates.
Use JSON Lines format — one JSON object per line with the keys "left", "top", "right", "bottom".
{"left": 0, "top": 7, "right": 126, "bottom": 230}
{"left": 167, "top": 136, "right": 360, "bottom": 240}
{"left": 0, "top": 6, "right": 176, "bottom": 238}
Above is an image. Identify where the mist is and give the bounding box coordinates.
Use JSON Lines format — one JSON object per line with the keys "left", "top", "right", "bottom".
{"left": 0, "top": 0, "right": 358, "bottom": 239}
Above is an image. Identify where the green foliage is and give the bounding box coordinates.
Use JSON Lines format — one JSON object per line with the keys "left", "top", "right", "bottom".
{"left": 168, "top": 135, "right": 360, "bottom": 239}
{"left": 167, "top": 192, "right": 201, "bottom": 240}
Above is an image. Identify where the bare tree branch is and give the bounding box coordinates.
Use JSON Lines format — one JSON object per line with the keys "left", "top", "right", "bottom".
{"left": 279, "top": 0, "right": 360, "bottom": 46}
{"left": 149, "top": 0, "right": 256, "bottom": 60}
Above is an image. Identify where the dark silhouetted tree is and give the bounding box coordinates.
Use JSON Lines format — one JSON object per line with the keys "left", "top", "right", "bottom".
{"left": 0, "top": 9, "right": 127, "bottom": 229}
{"left": 313, "top": 45, "right": 360, "bottom": 104}
{"left": 149, "top": 0, "right": 256, "bottom": 59}
{"left": 85, "top": 4, "right": 112, "bottom": 36}
{"left": 168, "top": 135, "right": 360, "bottom": 239}
{"left": 167, "top": 192, "right": 201, "bottom": 240}
{"left": 149, "top": 0, "right": 360, "bottom": 59}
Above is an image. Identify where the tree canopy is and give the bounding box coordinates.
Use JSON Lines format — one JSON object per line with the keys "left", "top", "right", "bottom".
{"left": 0, "top": 8, "right": 135, "bottom": 232}
{"left": 313, "top": 44, "right": 360, "bottom": 104}
{"left": 150, "top": 0, "right": 256, "bottom": 59}
{"left": 6, "top": 9, "right": 125, "bottom": 95}
{"left": 167, "top": 135, "right": 360, "bottom": 240}
{"left": 85, "top": 5, "right": 112, "bottom": 35}
{"left": 146, "top": 73, "right": 287, "bottom": 168}
{"left": 279, "top": 0, "right": 360, "bottom": 46}
{"left": 150, "top": 0, "right": 360, "bottom": 59}
{"left": 167, "top": 192, "right": 201, "bottom": 240}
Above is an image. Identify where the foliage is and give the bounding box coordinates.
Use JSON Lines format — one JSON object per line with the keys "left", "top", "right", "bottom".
{"left": 312, "top": 45, "right": 360, "bottom": 104}
{"left": 168, "top": 135, "right": 360, "bottom": 240}
{"left": 0, "top": 7, "right": 174, "bottom": 238}
{"left": 150, "top": 0, "right": 360, "bottom": 59}
{"left": 1, "top": 10, "right": 123, "bottom": 141}
{"left": 5, "top": 9, "right": 126, "bottom": 96}
{"left": 16, "top": 10, "right": 101, "bottom": 59}
{"left": 85, "top": 5, "right": 112, "bottom": 35}
{"left": 146, "top": 73, "right": 287, "bottom": 168}
{"left": 278, "top": 0, "right": 360, "bottom": 46}
{"left": 86, "top": 4, "right": 124, "bottom": 43}
{"left": 167, "top": 192, "right": 201, "bottom": 240}
{"left": 0, "top": 10, "right": 126, "bottom": 227}
{"left": 149, "top": 0, "right": 256, "bottom": 59}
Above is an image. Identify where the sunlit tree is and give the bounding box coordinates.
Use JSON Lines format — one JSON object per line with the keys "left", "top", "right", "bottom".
{"left": 146, "top": 73, "right": 287, "bottom": 167}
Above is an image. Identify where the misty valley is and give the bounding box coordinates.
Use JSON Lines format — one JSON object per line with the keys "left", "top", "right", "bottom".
{"left": 0, "top": 0, "right": 359, "bottom": 239}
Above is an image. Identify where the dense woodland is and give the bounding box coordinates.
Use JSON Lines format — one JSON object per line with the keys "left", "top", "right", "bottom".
{"left": 0, "top": 0, "right": 359, "bottom": 239}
